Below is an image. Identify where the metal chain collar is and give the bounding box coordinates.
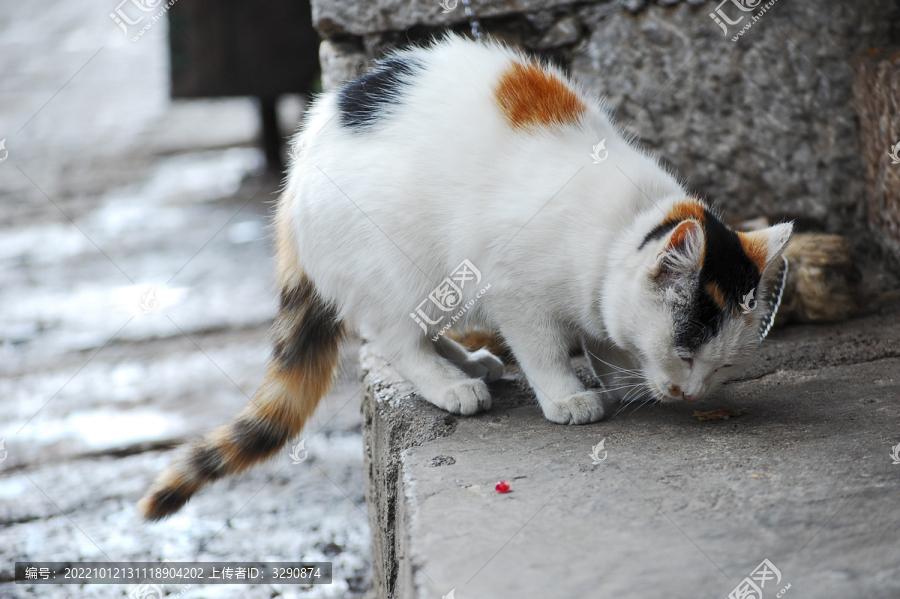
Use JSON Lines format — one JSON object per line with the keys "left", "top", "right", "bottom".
{"left": 759, "top": 255, "right": 788, "bottom": 343}
{"left": 460, "top": 0, "right": 484, "bottom": 40}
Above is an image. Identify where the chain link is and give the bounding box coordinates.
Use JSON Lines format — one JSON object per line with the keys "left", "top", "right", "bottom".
{"left": 759, "top": 255, "right": 788, "bottom": 343}
{"left": 460, "top": 0, "right": 484, "bottom": 40}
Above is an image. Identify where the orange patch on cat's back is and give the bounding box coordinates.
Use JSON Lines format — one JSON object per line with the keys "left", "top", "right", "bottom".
{"left": 736, "top": 231, "right": 769, "bottom": 273}
{"left": 495, "top": 62, "right": 586, "bottom": 130}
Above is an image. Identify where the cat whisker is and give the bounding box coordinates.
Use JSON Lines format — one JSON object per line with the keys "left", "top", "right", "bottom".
{"left": 611, "top": 382, "right": 652, "bottom": 418}
{"left": 604, "top": 373, "right": 646, "bottom": 385}
{"left": 584, "top": 350, "right": 643, "bottom": 376}
{"left": 602, "top": 376, "right": 649, "bottom": 392}
{"left": 613, "top": 381, "right": 649, "bottom": 417}
{"left": 628, "top": 396, "right": 656, "bottom": 417}
{"left": 612, "top": 396, "right": 643, "bottom": 419}
{"left": 621, "top": 384, "right": 650, "bottom": 404}
{"left": 601, "top": 381, "right": 647, "bottom": 393}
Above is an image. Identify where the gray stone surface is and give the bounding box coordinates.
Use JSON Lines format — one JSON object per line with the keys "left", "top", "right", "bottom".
{"left": 570, "top": 1, "right": 893, "bottom": 241}
{"left": 361, "top": 304, "right": 900, "bottom": 598}
{"left": 854, "top": 47, "right": 900, "bottom": 271}
{"left": 310, "top": 0, "right": 715, "bottom": 38}
{"left": 312, "top": 0, "right": 580, "bottom": 38}
{"left": 319, "top": 40, "right": 370, "bottom": 94}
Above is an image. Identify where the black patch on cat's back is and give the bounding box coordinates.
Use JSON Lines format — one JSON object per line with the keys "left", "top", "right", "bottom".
{"left": 338, "top": 57, "right": 420, "bottom": 130}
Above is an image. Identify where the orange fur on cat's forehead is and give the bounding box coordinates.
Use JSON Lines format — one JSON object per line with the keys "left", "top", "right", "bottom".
{"left": 736, "top": 231, "right": 770, "bottom": 274}
{"left": 659, "top": 199, "right": 707, "bottom": 227}
{"left": 662, "top": 200, "right": 768, "bottom": 273}
{"left": 495, "top": 61, "right": 586, "bottom": 129}
{"left": 705, "top": 282, "right": 727, "bottom": 311}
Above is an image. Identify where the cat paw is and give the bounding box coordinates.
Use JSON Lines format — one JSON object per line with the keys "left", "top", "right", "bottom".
{"left": 458, "top": 348, "right": 504, "bottom": 383}
{"left": 436, "top": 379, "right": 492, "bottom": 416}
{"left": 541, "top": 391, "right": 611, "bottom": 425}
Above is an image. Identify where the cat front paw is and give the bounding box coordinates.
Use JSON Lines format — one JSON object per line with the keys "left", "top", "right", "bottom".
{"left": 458, "top": 348, "right": 504, "bottom": 383}
{"left": 436, "top": 379, "right": 492, "bottom": 416}
{"left": 541, "top": 391, "right": 611, "bottom": 425}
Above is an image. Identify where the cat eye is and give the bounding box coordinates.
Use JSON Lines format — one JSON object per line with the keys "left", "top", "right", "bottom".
{"left": 681, "top": 358, "right": 693, "bottom": 368}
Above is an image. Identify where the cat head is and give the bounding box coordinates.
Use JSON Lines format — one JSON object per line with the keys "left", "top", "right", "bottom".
{"left": 603, "top": 198, "right": 792, "bottom": 403}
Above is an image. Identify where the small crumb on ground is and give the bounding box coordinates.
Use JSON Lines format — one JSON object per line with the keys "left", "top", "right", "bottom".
{"left": 692, "top": 408, "right": 747, "bottom": 421}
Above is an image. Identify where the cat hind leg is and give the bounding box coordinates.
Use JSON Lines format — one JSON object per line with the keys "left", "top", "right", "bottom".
{"left": 376, "top": 329, "right": 492, "bottom": 415}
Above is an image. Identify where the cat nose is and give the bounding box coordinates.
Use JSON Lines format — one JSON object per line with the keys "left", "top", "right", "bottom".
{"left": 682, "top": 393, "right": 696, "bottom": 402}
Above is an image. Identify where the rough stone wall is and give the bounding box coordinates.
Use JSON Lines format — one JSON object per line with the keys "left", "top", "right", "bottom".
{"left": 310, "top": 0, "right": 898, "bottom": 248}
{"left": 854, "top": 47, "right": 900, "bottom": 269}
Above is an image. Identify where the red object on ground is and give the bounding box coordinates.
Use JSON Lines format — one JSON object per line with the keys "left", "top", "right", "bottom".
{"left": 495, "top": 481, "right": 511, "bottom": 493}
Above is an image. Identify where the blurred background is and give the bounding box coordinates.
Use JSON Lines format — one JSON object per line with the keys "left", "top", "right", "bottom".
{"left": 2, "top": 0, "right": 900, "bottom": 597}
{"left": 1, "top": 0, "right": 370, "bottom": 597}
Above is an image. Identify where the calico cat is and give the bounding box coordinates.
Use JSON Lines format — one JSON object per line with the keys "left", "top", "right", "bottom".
{"left": 139, "top": 36, "right": 791, "bottom": 520}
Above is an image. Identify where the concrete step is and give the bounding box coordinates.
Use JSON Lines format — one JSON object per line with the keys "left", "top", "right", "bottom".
{"left": 360, "top": 305, "right": 900, "bottom": 599}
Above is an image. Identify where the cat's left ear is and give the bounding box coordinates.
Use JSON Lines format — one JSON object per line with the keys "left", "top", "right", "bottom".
{"left": 737, "top": 222, "right": 793, "bottom": 273}
{"left": 653, "top": 219, "right": 705, "bottom": 287}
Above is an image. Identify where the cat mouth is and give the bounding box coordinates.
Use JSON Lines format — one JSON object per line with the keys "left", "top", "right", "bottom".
{"left": 650, "top": 383, "right": 698, "bottom": 402}
{"left": 647, "top": 382, "right": 671, "bottom": 402}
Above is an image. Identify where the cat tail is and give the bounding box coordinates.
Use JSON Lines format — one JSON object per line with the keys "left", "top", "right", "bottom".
{"left": 138, "top": 206, "right": 344, "bottom": 521}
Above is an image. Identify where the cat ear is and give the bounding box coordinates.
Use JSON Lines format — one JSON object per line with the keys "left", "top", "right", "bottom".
{"left": 653, "top": 219, "right": 705, "bottom": 285}
{"left": 737, "top": 222, "right": 793, "bottom": 273}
